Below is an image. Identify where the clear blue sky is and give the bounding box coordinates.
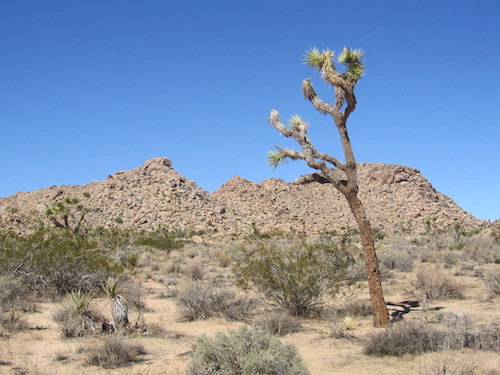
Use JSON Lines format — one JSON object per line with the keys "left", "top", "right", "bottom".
{"left": 1, "top": 1, "right": 499, "bottom": 221}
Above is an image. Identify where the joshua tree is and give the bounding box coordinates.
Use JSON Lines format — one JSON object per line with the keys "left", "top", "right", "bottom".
{"left": 45, "top": 197, "right": 89, "bottom": 233}
{"left": 268, "top": 47, "right": 389, "bottom": 327}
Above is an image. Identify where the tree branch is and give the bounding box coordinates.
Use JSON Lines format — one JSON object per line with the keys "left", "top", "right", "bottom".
{"left": 301, "top": 79, "right": 335, "bottom": 115}
{"left": 292, "top": 173, "right": 330, "bottom": 184}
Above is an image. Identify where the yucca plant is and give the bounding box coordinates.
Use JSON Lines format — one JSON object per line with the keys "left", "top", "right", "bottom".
{"left": 54, "top": 289, "right": 101, "bottom": 337}
{"left": 103, "top": 278, "right": 129, "bottom": 329}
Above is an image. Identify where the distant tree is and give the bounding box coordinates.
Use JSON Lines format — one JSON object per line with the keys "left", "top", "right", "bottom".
{"left": 268, "top": 47, "right": 389, "bottom": 327}
{"left": 45, "top": 197, "right": 89, "bottom": 233}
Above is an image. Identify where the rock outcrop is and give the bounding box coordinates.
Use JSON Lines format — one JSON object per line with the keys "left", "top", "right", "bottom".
{"left": 0, "top": 157, "right": 485, "bottom": 237}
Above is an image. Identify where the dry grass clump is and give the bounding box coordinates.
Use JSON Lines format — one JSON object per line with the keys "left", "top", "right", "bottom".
{"left": 253, "top": 310, "right": 301, "bottom": 336}
{"left": 81, "top": 336, "right": 146, "bottom": 369}
{"left": 1, "top": 311, "right": 30, "bottom": 332}
{"left": 176, "top": 281, "right": 257, "bottom": 321}
{"left": 364, "top": 320, "right": 444, "bottom": 356}
{"left": 335, "top": 298, "right": 372, "bottom": 317}
{"left": 416, "top": 354, "right": 478, "bottom": 375}
{"left": 408, "top": 267, "right": 465, "bottom": 304}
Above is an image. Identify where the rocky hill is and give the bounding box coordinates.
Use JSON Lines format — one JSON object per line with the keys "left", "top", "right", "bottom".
{"left": 0, "top": 157, "right": 484, "bottom": 238}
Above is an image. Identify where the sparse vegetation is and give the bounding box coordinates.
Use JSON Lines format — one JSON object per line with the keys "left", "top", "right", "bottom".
{"left": 187, "top": 325, "right": 310, "bottom": 375}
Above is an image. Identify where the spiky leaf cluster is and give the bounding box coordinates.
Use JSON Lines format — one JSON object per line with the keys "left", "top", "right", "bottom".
{"left": 267, "top": 150, "right": 287, "bottom": 169}
{"left": 338, "top": 47, "right": 364, "bottom": 81}
{"left": 62, "top": 289, "right": 99, "bottom": 317}
{"left": 288, "top": 114, "right": 303, "bottom": 130}
{"left": 303, "top": 47, "right": 324, "bottom": 69}
{"left": 103, "top": 277, "right": 119, "bottom": 298}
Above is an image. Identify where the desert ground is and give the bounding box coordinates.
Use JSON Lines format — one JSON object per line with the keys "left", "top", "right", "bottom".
{"left": 0, "top": 228, "right": 499, "bottom": 375}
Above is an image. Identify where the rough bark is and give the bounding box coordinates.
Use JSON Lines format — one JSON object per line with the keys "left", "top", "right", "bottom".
{"left": 345, "top": 192, "right": 390, "bottom": 327}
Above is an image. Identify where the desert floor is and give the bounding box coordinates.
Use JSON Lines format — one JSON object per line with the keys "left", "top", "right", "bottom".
{"left": 1, "top": 235, "right": 499, "bottom": 375}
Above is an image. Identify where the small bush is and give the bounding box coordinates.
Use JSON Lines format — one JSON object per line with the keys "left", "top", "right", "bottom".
{"left": 408, "top": 267, "right": 465, "bottom": 303}
{"left": 417, "top": 355, "right": 477, "bottom": 375}
{"left": 176, "top": 282, "right": 257, "bottom": 321}
{"left": 1, "top": 311, "right": 29, "bottom": 332}
{"left": 442, "top": 315, "right": 500, "bottom": 351}
{"left": 379, "top": 250, "right": 414, "bottom": 272}
{"left": 0, "top": 275, "right": 31, "bottom": 314}
{"left": 364, "top": 320, "right": 444, "bottom": 356}
{"left": 234, "top": 238, "right": 353, "bottom": 316}
{"left": 253, "top": 311, "right": 301, "bottom": 336}
{"left": 336, "top": 298, "right": 372, "bottom": 317}
{"left": 483, "top": 269, "right": 500, "bottom": 298}
{"left": 187, "top": 326, "right": 310, "bottom": 375}
{"left": 82, "top": 336, "right": 146, "bottom": 369}
{"left": 184, "top": 261, "right": 205, "bottom": 281}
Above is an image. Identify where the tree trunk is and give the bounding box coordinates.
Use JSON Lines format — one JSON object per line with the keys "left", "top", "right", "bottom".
{"left": 345, "top": 192, "right": 390, "bottom": 327}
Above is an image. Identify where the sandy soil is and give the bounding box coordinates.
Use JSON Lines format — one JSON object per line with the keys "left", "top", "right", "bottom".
{"left": 1, "top": 242, "right": 499, "bottom": 375}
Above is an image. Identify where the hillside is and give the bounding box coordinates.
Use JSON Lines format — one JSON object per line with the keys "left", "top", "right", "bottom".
{"left": 0, "top": 157, "right": 484, "bottom": 237}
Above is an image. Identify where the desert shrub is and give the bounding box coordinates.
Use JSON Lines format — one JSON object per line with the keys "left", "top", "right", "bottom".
{"left": 1, "top": 311, "right": 30, "bottom": 332}
{"left": 53, "top": 290, "right": 103, "bottom": 337}
{"left": 379, "top": 250, "right": 414, "bottom": 272}
{"left": 0, "top": 230, "right": 124, "bottom": 294}
{"left": 462, "top": 236, "right": 500, "bottom": 264}
{"left": 134, "top": 226, "right": 184, "bottom": 251}
{"left": 417, "top": 355, "right": 477, "bottom": 375}
{"left": 0, "top": 276, "right": 32, "bottom": 331}
{"left": 408, "top": 267, "right": 465, "bottom": 304}
{"left": 253, "top": 311, "right": 301, "bottom": 336}
{"left": 336, "top": 298, "right": 372, "bottom": 317}
{"left": 0, "top": 275, "right": 31, "bottom": 312}
{"left": 442, "top": 314, "right": 500, "bottom": 351}
{"left": 483, "top": 269, "right": 500, "bottom": 298}
{"left": 234, "top": 238, "right": 353, "bottom": 316}
{"left": 187, "top": 325, "right": 310, "bottom": 375}
{"left": 364, "top": 320, "right": 444, "bottom": 356}
{"left": 184, "top": 261, "right": 205, "bottom": 280}
{"left": 176, "top": 281, "right": 257, "bottom": 321}
{"left": 215, "top": 248, "right": 233, "bottom": 267}
{"left": 81, "top": 336, "right": 146, "bottom": 368}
